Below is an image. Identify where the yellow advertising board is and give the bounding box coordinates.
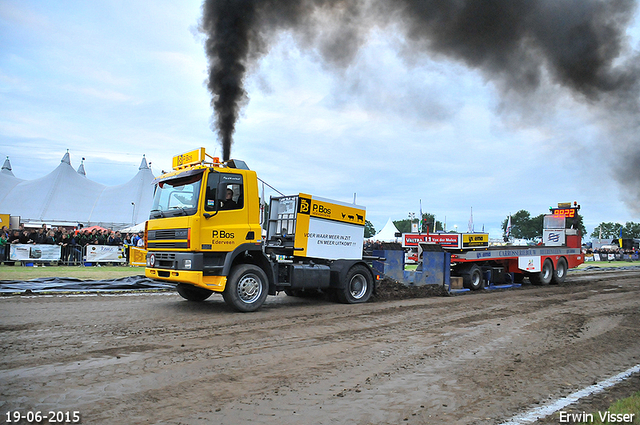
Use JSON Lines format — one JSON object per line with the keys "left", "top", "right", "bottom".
{"left": 297, "top": 193, "right": 366, "bottom": 226}
{"left": 0, "top": 214, "right": 9, "bottom": 228}
{"left": 129, "top": 246, "right": 148, "bottom": 267}
{"left": 292, "top": 194, "right": 366, "bottom": 260}
{"left": 172, "top": 147, "right": 205, "bottom": 169}
{"left": 462, "top": 233, "right": 489, "bottom": 248}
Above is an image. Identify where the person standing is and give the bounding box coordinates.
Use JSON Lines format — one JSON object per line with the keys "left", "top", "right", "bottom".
{"left": 0, "top": 226, "right": 9, "bottom": 262}
{"left": 0, "top": 230, "right": 7, "bottom": 264}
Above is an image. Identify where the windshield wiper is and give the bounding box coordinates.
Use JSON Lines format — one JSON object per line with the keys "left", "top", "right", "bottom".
{"left": 150, "top": 209, "right": 165, "bottom": 218}
{"left": 169, "top": 206, "right": 188, "bottom": 216}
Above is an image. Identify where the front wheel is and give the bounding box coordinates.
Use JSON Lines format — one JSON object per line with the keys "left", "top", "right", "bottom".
{"left": 223, "top": 264, "right": 269, "bottom": 312}
{"left": 336, "top": 265, "right": 373, "bottom": 304}
{"left": 176, "top": 283, "right": 213, "bottom": 301}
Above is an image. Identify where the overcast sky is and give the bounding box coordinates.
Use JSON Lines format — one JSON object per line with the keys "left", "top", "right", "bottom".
{"left": 1, "top": 0, "right": 639, "bottom": 239}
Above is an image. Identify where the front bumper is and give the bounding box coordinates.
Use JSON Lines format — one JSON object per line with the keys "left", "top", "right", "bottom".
{"left": 145, "top": 268, "right": 227, "bottom": 292}
{"left": 145, "top": 251, "right": 227, "bottom": 292}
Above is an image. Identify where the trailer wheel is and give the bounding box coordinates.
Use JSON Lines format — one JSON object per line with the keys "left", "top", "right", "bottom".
{"left": 530, "top": 259, "right": 553, "bottom": 285}
{"left": 223, "top": 264, "right": 268, "bottom": 312}
{"left": 176, "top": 283, "right": 213, "bottom": 301}
{"left": 552, "top": 258, "right": 568, "bottom": 284}
{"left": 462, "top": 265, "right": 484, "bottom": 290}
{"left": 336, "top": 265, "right": 373, "bottom": 304}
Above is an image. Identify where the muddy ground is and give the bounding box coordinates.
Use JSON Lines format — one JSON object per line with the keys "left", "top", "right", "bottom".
{"left": 1, "top": 269, "right": 639, "bottom": 424}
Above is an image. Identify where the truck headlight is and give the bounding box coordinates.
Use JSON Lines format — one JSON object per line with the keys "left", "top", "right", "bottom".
{"left": 184, "top": 259, "right": 192, "bottom": 269}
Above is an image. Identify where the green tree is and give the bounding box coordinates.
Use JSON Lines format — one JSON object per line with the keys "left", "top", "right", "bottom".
{"left": 394, "top": 212, "right": 443, "bottom": 234}
{"left": 501, "top": 210, "right": 534, "bottom": 240}
{"left": 393, "top": 219, "right": 411, "bottom": 234}
{"left": 591, "top": 221, "right": 640, "bottom": 239}
{"left": 591, "top": 222, "right": 621, "bottom": 239}
{"left": 530, "top": 214, "right": 545, "bottom": 239}
{"left": 624, "top": 222, "right": 640, "bottom": 238}
{"left": 503, "top": 210, "right": 586, "bottom": 241}
{"left": 568, "top": 213, "right": 587, "bottom": 237}
{"left": 364, "top": 220, "right": 376, "bottom": 238}
{"left": 420, "top": 213, "right": 443, "bottom": 232}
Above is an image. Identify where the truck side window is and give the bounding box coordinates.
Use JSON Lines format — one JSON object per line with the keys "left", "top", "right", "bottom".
{"left": 205, "top": 173, "right": 243, "bottom": 212}
{"left": 205, "top": 173, "right": 218, "bottom": 212}
{"left": 221, "top": 184, "right": 243, "bottom": 210}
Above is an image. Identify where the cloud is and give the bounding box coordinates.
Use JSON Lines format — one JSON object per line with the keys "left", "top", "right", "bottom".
{"left": 68, "top": 86, "right": 136, "bottom": 102}
{"left": 2, "top": 0, "right": 639, "bottom": 238}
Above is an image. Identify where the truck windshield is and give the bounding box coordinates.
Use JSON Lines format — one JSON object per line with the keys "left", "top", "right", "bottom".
{"left": 150, "top": 173, "right": 202, "bottom": 218}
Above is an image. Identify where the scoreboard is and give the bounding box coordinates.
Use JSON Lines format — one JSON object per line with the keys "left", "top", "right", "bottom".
{"left": 550, "top": 203, "right": 580, "bottom": 229}
{"left": 550, "top": 207, "right": 578, "bottom": 218}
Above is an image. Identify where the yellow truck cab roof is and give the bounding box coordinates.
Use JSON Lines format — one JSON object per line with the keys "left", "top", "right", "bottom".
{"left": 155, "top": 148, "right": 250, "bottom": 184}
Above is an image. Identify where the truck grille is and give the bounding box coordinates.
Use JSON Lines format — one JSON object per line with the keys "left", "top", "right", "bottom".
{"left": 147, "top": 228, "right": 189, "bottom": 250}
{"left": 149, "top": 228, "right": 188, "bottom": 240}
{"left": 148, "top": 242, "right": 189, "bottom": 249}
{"left": 154, "top": 253, "right": 176, "bottom": 269}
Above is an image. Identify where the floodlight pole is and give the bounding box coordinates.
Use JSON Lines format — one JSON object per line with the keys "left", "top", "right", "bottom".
{"left": 131, "top": 202, "right": 136, "bottom": 226}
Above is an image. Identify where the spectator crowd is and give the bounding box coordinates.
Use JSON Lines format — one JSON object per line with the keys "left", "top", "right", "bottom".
{"left": 584, "top": 246, "right": 638, "bottom": 256}
{"left": 583, "top": 245, "right": 639, "bottom": 262}
{"left": 0, "top": 224, "right": 145, "bottom": 265}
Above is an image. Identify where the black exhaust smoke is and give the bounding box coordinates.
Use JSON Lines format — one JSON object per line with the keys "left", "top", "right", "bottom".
{"left": 201, "top": 0, "right": 639, "bottom": 208}
{"left": 201, "top": 0, "right": 256, "bottom": 162}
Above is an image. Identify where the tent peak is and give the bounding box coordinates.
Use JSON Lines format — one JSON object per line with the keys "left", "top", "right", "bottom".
{"left": 61, "top": 150, "right": 71, "bottom": 165}
{"left": 2, "top": 156, "right": 14, "bottom": 176}
{"left": 77, "top": 157, "right": 86, "bottom": 176}
{"left": 139, "top": 154, "right": 150, "bottom": 170}
{"left": 369, "top": 217, "right": 401, "bottom": 242}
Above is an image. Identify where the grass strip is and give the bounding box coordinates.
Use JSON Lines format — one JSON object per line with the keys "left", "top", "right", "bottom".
{"left": 578, "top": 391, "right": 640, "bottom": 424}
{"left": 0, "top": 265, "right": 144, "bottom": 281}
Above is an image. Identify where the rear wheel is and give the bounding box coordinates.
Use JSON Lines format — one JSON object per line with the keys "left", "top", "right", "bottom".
{"left": 462, "top": 265, "right": 484, "bottom": 290}
{"left": 223, "top": 264, "right": 268, "bottom": 312}
{"left": 176, "top": 283, "right": 213, "bottom": 301}
{"left": 530, "top": 259, "right": 553, "bottom": 285}
{"left": 552, "top": 258, "right": 568, "bottom": 284}
{"left": 336, "top": 265, "right": 373, "bottom": 304}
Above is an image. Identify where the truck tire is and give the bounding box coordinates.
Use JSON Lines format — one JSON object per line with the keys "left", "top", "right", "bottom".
{"left": 335, "top": 264, "right": 373, "bottom": 304}
{"left": 552, "top": 258, "right": 568, "bottom": 284}
{"left": 530, "top": 259, "right": 553, "bottom": 285}
{"left": 223, "top": 264, "right": 269, "bottom": 312}
{"left": 462, "top": 265, "right": 484, "bottom": 290}
{"left": 176, "top": 283, "right": 213, "bottom": 301}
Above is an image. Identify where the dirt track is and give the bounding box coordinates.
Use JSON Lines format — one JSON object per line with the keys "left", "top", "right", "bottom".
{"left": 1, "top": 269, "right": 639, "bottom": 424}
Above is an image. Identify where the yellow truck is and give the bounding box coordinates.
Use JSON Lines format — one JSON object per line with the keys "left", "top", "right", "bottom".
{"left": 145, "top": 148, "right": 376, "bottom": 312}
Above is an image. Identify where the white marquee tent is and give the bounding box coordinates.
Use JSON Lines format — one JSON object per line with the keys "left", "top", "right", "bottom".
{"left": 369, "top": 218, "right": 401, "bottom": 242}
{"left": 0, "top": 152, "right": 155, "bottom": 229}
{"left": 0, "top": 156, "right": 23, "bottom": 202}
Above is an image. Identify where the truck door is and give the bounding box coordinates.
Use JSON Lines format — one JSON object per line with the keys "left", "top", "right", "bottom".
{"left": 202, "top": 171, "right": 249, "bottom": 252}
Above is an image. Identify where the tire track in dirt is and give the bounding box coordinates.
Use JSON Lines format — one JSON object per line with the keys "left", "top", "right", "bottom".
{"left": 0, "top": 271, "right": 638, "bottom": 424}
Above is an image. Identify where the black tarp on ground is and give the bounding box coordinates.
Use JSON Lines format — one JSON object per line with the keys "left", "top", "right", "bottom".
{"left": 0, "top": 275, "right": 174, "bottom": 294}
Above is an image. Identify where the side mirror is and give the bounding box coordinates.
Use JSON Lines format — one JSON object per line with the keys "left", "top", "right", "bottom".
{"left": 217, "top": 182, "right": 228, "bottom": 202}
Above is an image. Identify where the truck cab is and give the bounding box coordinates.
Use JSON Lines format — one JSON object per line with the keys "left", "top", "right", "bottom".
{"left": 145, "top": 150, "right": 266, "bottom": 305}
{"left": 145, "top": 148, "right": 375, "bottom": 312}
